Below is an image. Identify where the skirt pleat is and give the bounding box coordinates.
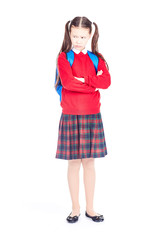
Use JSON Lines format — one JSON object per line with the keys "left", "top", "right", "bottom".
{"left": 55, "top": 112, "right": 108, "bottom": 160}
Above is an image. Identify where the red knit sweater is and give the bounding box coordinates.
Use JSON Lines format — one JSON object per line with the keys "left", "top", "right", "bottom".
{"left": 57, "top": 50, "right": 111, "bottom": 115}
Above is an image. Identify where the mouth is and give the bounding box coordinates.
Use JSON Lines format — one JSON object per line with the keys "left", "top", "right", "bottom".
{"left": 75, "top": 45, "right": 82, "bottom": 48}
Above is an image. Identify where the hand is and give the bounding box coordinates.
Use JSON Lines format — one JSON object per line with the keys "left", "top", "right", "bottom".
{"left": 75, "top": 76, "right": 98, "bottom": 92}
{"left": 97, "top": 70, "right": 103, "bottom": 76}
{"left": 74, "top": 77, "right": 85, "bottom": 83}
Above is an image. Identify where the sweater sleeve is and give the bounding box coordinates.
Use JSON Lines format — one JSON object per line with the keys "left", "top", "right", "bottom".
{"left": 57, "top": 52, "right": 96, "bottom": 93}
{"left": 84, "top": 56, "right": 111, "bottom": 89}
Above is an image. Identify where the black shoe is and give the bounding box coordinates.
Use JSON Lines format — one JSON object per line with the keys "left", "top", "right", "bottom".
{"left": 85, "top": 211, "right": 104, "bottom": 222}
{"left": 66, "top": 212, "right": 81, "bottom": 223}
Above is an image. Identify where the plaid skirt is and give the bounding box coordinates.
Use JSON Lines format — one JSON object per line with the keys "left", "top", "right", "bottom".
{"left": 55, "top": 112, "right": 108, "bottom": 160}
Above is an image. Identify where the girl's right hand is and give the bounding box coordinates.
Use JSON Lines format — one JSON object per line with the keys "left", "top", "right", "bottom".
{"left": 97, "top": 70, "right": 103, "bottom": 76}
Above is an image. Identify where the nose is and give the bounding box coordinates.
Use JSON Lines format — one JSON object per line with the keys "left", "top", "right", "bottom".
{"left": 76, "top": 38, "right": 81, "bottom": 44}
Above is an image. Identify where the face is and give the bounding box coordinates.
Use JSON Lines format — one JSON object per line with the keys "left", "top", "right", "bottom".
{"left": 70, "top": 26, "right": 91, "bottom": 51}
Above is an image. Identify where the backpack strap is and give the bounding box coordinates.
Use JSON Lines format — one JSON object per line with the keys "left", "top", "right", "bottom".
{"left": 87, "top": 50, "right": 99, "bottom": 73}
{"left": 66, "top": 49, "right": 74, "bottom": 66}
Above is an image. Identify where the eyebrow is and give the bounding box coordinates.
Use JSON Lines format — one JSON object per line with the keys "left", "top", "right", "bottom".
{"left": 73, "top": 34, "right": 86, "bottom": 37}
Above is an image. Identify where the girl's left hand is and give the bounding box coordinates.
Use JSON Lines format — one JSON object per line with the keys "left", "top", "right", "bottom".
{"left": 74, "top": 76, "right": 85, "bottom": 83}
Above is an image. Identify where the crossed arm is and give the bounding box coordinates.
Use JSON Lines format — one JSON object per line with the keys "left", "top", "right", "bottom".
{"left": 58, "top": 52, "right": 111, "bottom": 93}
{"left": 74, "top": 70, "right": 103, "bottom": 82}
{"left": 58, "top": 52, "right": 96, "bottom": 93}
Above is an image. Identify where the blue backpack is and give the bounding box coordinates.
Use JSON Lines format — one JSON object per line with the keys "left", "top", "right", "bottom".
{"left": 55, "top": 49, "right": 99, "bottom": 102}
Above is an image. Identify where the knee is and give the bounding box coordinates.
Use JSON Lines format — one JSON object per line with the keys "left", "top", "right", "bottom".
{"left": 68, "top": 158, "right": 82, "bottom": 170}
{"left": 82, "top": 158, "right": 95, "bottom": 170}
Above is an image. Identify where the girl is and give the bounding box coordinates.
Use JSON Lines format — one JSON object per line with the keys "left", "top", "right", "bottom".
{"left": 55, "top": 16, "right": 111, "bottom": 223}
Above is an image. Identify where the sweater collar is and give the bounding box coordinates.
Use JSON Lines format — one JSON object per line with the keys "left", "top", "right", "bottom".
{"left": 72, "top": 47, "right": 87, "bottom": 54}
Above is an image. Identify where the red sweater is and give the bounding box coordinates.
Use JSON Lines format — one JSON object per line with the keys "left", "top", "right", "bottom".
{"left": 57, "top": 50, "right": 111, "bottom": 115}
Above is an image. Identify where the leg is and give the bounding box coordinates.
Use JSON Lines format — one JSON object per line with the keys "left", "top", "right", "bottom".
{"left": 67, "top": 158, "right": 81, "bottom": 217}
{"left": 82, "top": 157, "right": 101, "bottom": 216}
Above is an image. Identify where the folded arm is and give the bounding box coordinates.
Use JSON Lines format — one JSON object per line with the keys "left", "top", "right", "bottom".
{"left": 57, "top": 52, "right": 96, "bottom": 93}
{"left": 84, "top": 56, "right": 111, "bottom": 89}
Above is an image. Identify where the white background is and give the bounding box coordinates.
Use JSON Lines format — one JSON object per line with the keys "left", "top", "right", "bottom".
{"left": 0, "top": 0, "right": 160, "bottom": 239}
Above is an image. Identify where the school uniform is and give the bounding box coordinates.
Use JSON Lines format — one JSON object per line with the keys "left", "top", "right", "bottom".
{"left": 55, "top": 47, "right": 111, "bottom": 160}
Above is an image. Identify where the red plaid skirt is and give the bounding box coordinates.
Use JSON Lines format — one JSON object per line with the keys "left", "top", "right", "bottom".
{"left": 55, "top": 112, "right": 108, "bottom": 160}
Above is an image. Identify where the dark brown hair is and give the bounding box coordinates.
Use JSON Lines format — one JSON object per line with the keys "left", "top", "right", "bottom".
{"left": 55, "top": 16, "right": 109, "bottom": 90}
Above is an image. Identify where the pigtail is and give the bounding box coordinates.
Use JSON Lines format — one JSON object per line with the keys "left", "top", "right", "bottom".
{"left": 59, "top": 21, "right": 72, "bottom": 54}
{"left": 92, "top": 22, "right": 109, "bottom": 71}
{"left": 55, "top": 21, "right": 72, "bottom": 89}
{"left": 91, "top": 22, "right": 99, "bottom": 53}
